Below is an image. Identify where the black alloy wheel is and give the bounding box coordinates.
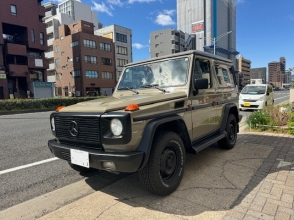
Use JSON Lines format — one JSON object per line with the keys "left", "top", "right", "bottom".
{"left": 139, "top": 131, "right": 186, "bottom": 196}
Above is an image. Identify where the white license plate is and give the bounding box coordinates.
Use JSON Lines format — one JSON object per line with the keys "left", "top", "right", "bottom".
{"left": 70, "top": 149, "right": 89, "bottom": 168}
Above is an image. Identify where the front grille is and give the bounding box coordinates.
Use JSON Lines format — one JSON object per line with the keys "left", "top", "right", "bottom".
{"left": 55, "top": 116, "right": 100, "bottom": 144}
{"left": 243, "top": 99, "right": 257, "bottom": 102}
{"left": 60, "top": 151, "right": 71, "bottom": 161}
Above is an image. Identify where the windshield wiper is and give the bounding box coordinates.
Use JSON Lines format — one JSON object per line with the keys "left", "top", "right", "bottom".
{"left": 140, "top": 84, "right": 168, "bottom": 93}
{"left": 117, "top": 87, "right": 139, "bottom": 94}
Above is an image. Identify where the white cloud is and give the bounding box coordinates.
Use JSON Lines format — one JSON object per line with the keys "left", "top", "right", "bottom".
{"left": 128, "top": 0, "right": 157, "bottom": 3}
{"left": 107, "top": 0, "right": 124, "bottom": 6}
{"left": 155, "top": 10, "right": 176, "bottom": 26}
{"left": 132, "top": 43, "right": 148, "bottom": 49}
{"left": 92, "top": 1, "right": 113, "bottom": 16}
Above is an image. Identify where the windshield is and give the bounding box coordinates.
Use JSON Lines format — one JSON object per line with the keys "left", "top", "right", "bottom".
{"left": 241, "top": 85, "right": 266, "bottom": 95}
{"left": 117, "top": 57, "right": 189, "bottom": 90}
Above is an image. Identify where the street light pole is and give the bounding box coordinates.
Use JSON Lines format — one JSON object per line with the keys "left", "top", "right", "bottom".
{"left": 213, "top": 31, "right": 232, "bottom": 55}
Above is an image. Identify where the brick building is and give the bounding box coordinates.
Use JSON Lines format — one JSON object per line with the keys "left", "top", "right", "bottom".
{"left": 53, "top": 20, "right": 116, "bottom": 97}
{"left": 268, "top": 57, "right": 285, "bottom": 88}
{"left": 0, "top": 0, "right": 48, "bottom": 99}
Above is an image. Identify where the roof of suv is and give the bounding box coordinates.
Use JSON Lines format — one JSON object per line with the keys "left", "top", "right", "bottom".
{"left": 125, "top": 50, "right": 233, "bottom": 67}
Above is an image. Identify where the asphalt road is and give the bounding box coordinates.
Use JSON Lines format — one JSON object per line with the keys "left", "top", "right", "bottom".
{"left": 0, "top": 90, "right": 290, "bottom": 213}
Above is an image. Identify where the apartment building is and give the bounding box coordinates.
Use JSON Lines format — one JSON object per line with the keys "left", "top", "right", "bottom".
{"left": 250, "top": 67, "right": 266, "bottom": 84}
{"left": 150, "top": 28, "right": 187, "bottom": 58}
{"left": 53, "top": 20, "right": 116, "bottom": 97}
{"left": 268, "top": 57, "right": 285, "bottom": 88}
{"left": 95, "top": 25, "right": 132, "bottom": 81}
{"left": 236, "top": 55, "right": 251, "bottom": 87}
{"left": 43, "top": 0, "right": 99, "bottom": 82}
{"left": 0, "top": 0, "right": 48, "bottom": 99}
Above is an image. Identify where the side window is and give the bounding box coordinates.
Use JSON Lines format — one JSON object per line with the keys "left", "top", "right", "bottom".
{"left": 194, "top": 58, "right": 212, "bottom": 88}
{"left": 215, "top": 65, "right": 234, "bottom": 88}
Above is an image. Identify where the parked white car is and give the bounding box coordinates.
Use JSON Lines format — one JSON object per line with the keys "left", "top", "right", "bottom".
{"left": 239, "top": 84, "right": 274, "bottom": 111}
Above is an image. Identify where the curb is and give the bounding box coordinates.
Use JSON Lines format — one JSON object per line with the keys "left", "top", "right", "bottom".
{"left": 0, "top": 108, "right": 55, "bottom": 115}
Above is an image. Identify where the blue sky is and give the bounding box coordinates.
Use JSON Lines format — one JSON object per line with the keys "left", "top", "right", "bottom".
{"left": 45, "top": 0, "right": 294, "bottom": 70}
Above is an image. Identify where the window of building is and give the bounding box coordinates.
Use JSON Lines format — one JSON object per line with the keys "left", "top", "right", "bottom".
{"left": 61, "top": 51, "right": 65, "bottom": 56}
{"left": 68, "top": 57, "right": 73, "bottom": 62}
{"left": 84, "top": 24, "right": 91, "bottom": 27}
{"left": 31, "top": 29, "right": 35, "bottom": 42}
{"left": 55, "top": 45, "right": 59, "bottom": 52}
{"left": 117, "top": 58, "right": 128, "bottom": 67}
{"left": 117, "top": 46, "right": 127, "bottom": 55}
{"left": 116, "top": 33, "right": 127, "bottom": 43}
{"left": 11, "top": 5, "right": 17, "bottom": 15}
{"left": 47, "top": 32, "right": 54, "bottom": 40}
{"left": 55, "top": 87, "right": 62, "bottom": 96}
{"left": 84, "top": 55, "right": 97, "bottom": 64}
{"left": 85, "top": 71, "right": 98, "bottom": 78}
{"left": 155, "top": 53, "right": 159, "bottom": 57}
{"left": 76, "top": 56, "right": 80, "bottom": 62}
{"left": 155, "top": 35, "right": 158, "bottom": 39}
{"left": 102, "top": 72, "right": 113, "bottom": 79}
{"left": 55, "top": 58, "right": 60, "bottom": 67}
{"left": 155, "top": 44, "right": 159, "bottom": 48}
{"left": 64, "top": 86, "right": 69, "bottom": 96}
{"left": 40, "top": 32, "right": 44, "bottom": 45}
{"left": 71, "top": 70, "right": 80, "bottom": 78}
{"left": 73, "top": 23, "right": 78, "bottom": 28}
{"left": 83, "top": 39, "right": 96, "bottom": 48}
{"left": 70, "top": 41, "right": 79, "bottom": 47}
{"left": 101, "top": 57, "right": 112, "bottom": 66}
{"left": 100, "top": 42, "right": 111, "bottom": 51}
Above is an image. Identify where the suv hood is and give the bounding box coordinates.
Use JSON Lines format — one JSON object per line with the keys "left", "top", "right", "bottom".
{"left": 59, "top": 91, "right": 187, "bottom": 112}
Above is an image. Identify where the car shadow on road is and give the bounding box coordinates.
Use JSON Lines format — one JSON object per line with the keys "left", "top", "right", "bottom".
{"left": 83, "top": 132, "right": 294, "bottom": 218}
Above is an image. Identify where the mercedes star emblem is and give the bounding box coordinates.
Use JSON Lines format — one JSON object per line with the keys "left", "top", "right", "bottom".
{"left": 69, "top": 121, "right": 78, "bottom": 136}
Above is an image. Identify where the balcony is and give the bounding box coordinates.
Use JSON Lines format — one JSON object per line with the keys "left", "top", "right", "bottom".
{"left": 28, "top": 57, "right": 49, "bottom": 69}
{"left": 45, "top": 51, "right": 53, "bottom": 59}
{"left": 171, "top": 44, "right": 179, "bottom": 51}
{"left": 8, "top": 64, "right": 29, "bottom": 77}
{"left": 48, "top": 63, "right": 55, "bottom": 70}
{"left": 171, "top": 35, "right": 179, "bottom": 41}
{"left": 6, "top": 43, "right": 27, "bottom": 56}
{"left": 47, "top": 38, "right": 54, "bottom": 46}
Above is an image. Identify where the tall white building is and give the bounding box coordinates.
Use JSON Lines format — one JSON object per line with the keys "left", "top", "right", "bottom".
{"left": 95, "top": 25, "right": 132, "bottom": 81}
{"left": 177, "top": 0, "right": 238, "bottom": 62}
{"left": 43, "top": 0, "right": 99, "bottom": 82}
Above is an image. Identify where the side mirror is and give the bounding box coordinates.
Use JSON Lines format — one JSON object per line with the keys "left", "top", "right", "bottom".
{"left": 194, "top": 78, "right": 208, "bottom": 90}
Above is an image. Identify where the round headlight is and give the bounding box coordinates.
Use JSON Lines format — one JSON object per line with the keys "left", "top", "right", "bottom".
{"left": 110, "top": 119, "right": 123, "bottom": 136}
{"left": 258, "top": 96, "right": 265, "bottom": 101}
{"left": 51, "top": 117, "right": 55, "bottom": 131}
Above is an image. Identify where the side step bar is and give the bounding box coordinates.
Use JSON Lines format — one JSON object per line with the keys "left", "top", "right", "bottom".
{"left": 192, "top": 132, "right": 227, "bottom": 154}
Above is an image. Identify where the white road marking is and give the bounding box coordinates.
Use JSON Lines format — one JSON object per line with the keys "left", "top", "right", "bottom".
{"left": 0, "top": 157, "right": 59, "bottom": 175}
{"left": 274, "top": 95, "right": 290, "bottom": 101}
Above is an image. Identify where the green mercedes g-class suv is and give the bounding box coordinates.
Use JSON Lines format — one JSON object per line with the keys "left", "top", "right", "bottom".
{"left": 48, "top": 50, "right": 242, "bottom": 196}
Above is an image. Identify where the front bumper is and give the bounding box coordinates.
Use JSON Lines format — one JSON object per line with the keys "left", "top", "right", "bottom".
{"left": 239, "top": 100, "right": 265, "bottom": 110}
{"left": 48, "top": 139, "right": 144, "bottom": 173}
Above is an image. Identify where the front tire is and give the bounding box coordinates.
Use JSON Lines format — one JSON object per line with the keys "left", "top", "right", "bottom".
{"left": 218, "top": 114, "right": 237, "bottom": 149}
{"left": 139, "top": 131, "right": 186, "bottom": 196}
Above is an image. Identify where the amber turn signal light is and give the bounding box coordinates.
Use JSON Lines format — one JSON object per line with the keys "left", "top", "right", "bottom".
{"left": 125, "top": 104, "right": 139, "bottom": 111}
{"left": 56, "top": 106, "right": 65, "bottom": 112}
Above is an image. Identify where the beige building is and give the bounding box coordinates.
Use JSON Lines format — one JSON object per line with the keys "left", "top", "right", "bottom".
{"left": 53, "top": 20, "right": 116, "bottom": 97}
{"left": 236, "top": 55, "right": 251, "bottom": 87}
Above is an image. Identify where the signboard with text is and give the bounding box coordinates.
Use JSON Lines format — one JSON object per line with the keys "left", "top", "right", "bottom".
{"left": 0, "top": 71, "right": 6, "bottom": 79}
{"left": 192, "top": 21, "right": 204, "bottom": 33}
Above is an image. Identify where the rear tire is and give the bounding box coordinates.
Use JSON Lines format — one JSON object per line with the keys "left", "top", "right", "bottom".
{"left": 218, "top": 114, "right": 237, "bottom": 149}
{"left": 139, "top": 131, "right": 185, "bottom": 196}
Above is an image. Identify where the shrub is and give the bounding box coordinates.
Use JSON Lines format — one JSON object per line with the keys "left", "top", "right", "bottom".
{"left": 287, "top": 113, "right": 294, "bottom": 135}
{"left": 264, "top": 105, "right": 292, "bottom": 126}
{"left": 246, "top": 110, "right": 270, "bottom": 130}
{"left": 0, "top": 97, "right": 102, "bottom": 112}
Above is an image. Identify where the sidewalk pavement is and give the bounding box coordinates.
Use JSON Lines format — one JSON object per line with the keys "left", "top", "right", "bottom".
{"left": 32, "top": 129, "right": 294, "bottom": 220}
